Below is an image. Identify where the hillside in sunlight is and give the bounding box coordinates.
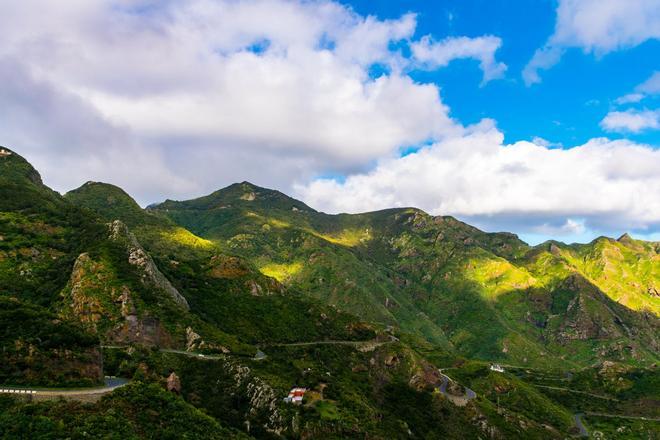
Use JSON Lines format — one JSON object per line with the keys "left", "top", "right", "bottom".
{"left": 1, "top": 148, "right": 658, "bottom": 439}
{"left": 151, "top": 181, "right": 659, "bottom": 368}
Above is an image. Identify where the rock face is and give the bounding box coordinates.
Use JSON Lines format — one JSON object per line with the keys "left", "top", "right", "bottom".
{"left": 66, "top": 253, "right": 106, "bottom": 332}
{"left": 219, "top": 359, "right": 285, "bottom": 435}
{"left": 108, "top": 220, "right": 189, "bottom": 310}
{"left": 62, "top": 252, "right": 174, "bottom": 347}
{"left": 167, "top": 372, "right": 181, "bottom": 393}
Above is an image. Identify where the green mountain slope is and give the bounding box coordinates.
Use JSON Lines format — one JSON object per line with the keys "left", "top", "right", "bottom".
{"left": 151, "top": 182, "right": 659, "bottom": 368}
{"left": 2, "top": 148, "right": 658, "bottom": 439}
{"left": 65, "top": 181, "right": 379, "bottom": 348}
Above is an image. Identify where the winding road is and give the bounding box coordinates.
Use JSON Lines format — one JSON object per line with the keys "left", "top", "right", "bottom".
{"left": 436, "top": 371, "right": 477, "bottom": 406}
{"left": 0, "top": 377, "right": 128, "bottom": 400}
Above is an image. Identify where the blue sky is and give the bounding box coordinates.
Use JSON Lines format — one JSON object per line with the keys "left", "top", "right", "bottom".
{"left": 1, "top": 0, "right": 659, "bottom": 245}
{"left": 350, "top": 0, "right": 660, "bottom": 148}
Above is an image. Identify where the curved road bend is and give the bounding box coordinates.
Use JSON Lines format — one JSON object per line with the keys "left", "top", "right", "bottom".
{"left": 574, "top": 413, "right": 589, "bottom": 437}
{"left": 436, "top": 372, "right": 477, "bottom": 403}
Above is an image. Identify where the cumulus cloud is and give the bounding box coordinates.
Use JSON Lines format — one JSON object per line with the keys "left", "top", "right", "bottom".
{"left": 0, "top": 56, "right": 196, "bottom": 202}
{"left": 600, "top": 109, "right": 660, "bottom": 133}
{"left": 524, "top": 0, "right": 660, "bottom": 85}
{"left": 0, "top": 1, "right": 428, "bottom": 196}
{"left": 0, "top": 0, "right": 507, "bottom": 202}
{"left": 296, "top": 126, "right": 660, "bottom": 238}
{"left": 411, "top": 35, "right": 507, "bottom": 83}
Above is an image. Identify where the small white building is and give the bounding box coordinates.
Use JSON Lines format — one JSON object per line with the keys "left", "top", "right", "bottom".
{"left": 0, "top": 148, "right": 12, "bottom": 157}
{"left": 490, "top": 364, "right": 505, "bottom": 373}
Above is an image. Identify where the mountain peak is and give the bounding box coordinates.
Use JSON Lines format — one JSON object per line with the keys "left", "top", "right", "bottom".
{"left": 0, "top": 146, "right": 44, "bottom": 187}
{"left": 155, "top": 181, "right": 316, "bottom": 213}
{"left": 66, "top": 181, "right": 152, "bottom": 226}
{"left": 617, "top": 232, "right": 633, "bottom": 243}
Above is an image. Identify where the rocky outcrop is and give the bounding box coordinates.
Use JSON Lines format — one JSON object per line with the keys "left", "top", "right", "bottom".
{"left": 66, "top": 253, "right": 107, "bottom": 332}
{"left": 206, "top": 358, "right": 286, "bottom": 435}
{"left": 207, "top": 255, "right": 251, "bottom": 279}
{"left": 109, "top": 313, "right": 172, "bottom": 347}
{"left": 185, "top": 327, "right": 229, "bottom": 353}
{"left": 167, "top": 372, "right": 181, "bottom": 393}
{"left": 550, "top": 276, "right": 622, "bottom": 342}
{"left": 108, "top": 220, "right": 189, "bottom": 310}
{"left": 63, "top": 252, "right": 174, "bottom": 347}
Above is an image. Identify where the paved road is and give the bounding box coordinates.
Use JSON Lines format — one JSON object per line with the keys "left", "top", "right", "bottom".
{"left": 439, "top": 374, "right": 449, "bottom": 394}
{"left": 574, "top": 413, "right": 589, "bottom": 437}
{"left": 436, "top": 372, "right": 477, "bottom": 405}
{"left": 534, "top": 384, "right": 619, "bottom": 401}
{"left": 264, "top": 339, "right": 390, "bottom": 348}
{"left": 159, "top": 348, "right": 224, "bottom": 360}
{"left": 584, "top": 411, "right": 660, "bottom": 422}
{"left": 0, "top": 377, "right": 128, "bottom": 397}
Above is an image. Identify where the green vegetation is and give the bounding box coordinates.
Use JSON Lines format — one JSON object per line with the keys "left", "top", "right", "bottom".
{"left": 1, "top": 148, "right": 658, "bottom": 438}
{"left": 151, "top": 181, "right": 659, "bottom": 368}
{"left": 0, "top": 297, "right": 101, "bottom": 387}
{"left": 0, "top": 382, "right": 249, "bottom": 439}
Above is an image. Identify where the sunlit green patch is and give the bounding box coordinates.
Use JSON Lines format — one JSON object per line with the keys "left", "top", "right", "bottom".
{"left": 464, "top": 256, "right": 537, "bottom": 300}
{"left": 315, "top": 228, "right": 372, "bottom": 247}
{"left": 160, "top": 227, "right": 214, "bottom": 249}
{"left": 259, "top": 261, "right": 303, "bottom": 282}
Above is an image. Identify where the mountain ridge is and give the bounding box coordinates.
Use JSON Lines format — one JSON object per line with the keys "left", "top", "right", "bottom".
{"left": 2, "top": 147, "right": 659, "bottom": 439}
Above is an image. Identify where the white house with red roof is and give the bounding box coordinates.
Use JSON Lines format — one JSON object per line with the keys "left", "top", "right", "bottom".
{"left": 283, "top": 387, "right": 306, "bottom": 404}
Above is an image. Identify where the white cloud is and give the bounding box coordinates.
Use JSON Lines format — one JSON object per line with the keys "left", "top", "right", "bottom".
{"left": 524, "top": 0, "right": 660, "bottom": 85}
{"left": 411, "top": 35, "right": 507, "bottom": 83}
{"left": 522, "top": 46, "right": 564, "bottom": 86}
{"left": 637, "top": 71, "right": 660, "bottom": 95}
{"left": 0, "top": 0, "right": 479, "bottom": 200}
{"left": 600, "top": 109, "right": 660, "bottom": 133}
{"left": 0, "top": 56, "right": 197, "bottom": 202}
{"left": 615, "top": 93, "right": 645, "bottom": 105}
{"left": 614, "top": 71, "right": 660, "bottom": 105}
{"left": 531, "top": 136, "right": 562, "bottom": 148}
{"left": 296, "top": 126, "right": 660, "bottom": 237}
{"left": 0, "top": 0, "right": 658, "bottom": 242}
{"left": 532, "top": 218, "right": 586, "bottom": 236}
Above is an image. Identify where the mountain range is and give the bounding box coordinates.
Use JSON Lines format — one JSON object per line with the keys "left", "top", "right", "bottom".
{"left": 1, "top": 146, "right": 658, "bottom": 439}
